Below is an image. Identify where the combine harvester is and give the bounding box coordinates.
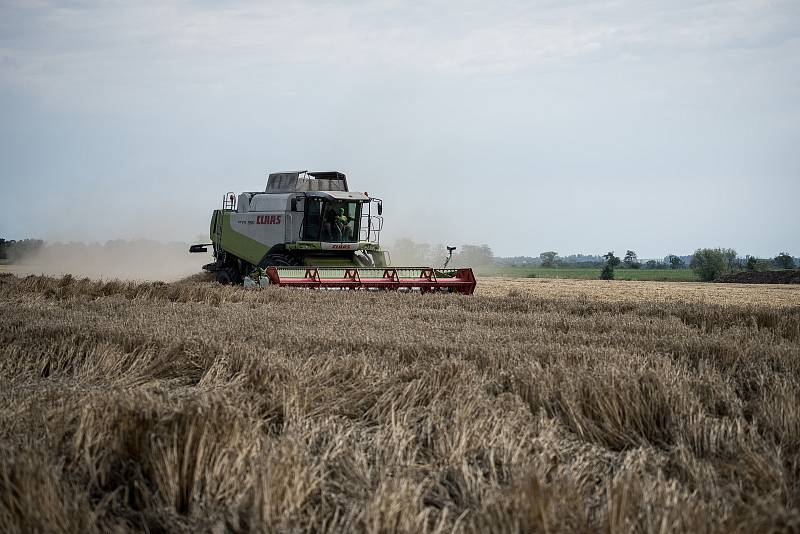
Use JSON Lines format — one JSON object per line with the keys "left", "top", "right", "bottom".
{"left": 190, "top": 171, "right": 476, "bottom": 294}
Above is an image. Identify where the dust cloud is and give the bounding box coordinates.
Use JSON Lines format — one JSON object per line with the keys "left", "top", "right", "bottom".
{"left": 4, "top": 236, "right": 472, "bottom": 282}
{"left": 386, "top": 237, "right": 488, "bottom": 268}
{"left": 9, "top": 240, "right": 210, "bottom": 282}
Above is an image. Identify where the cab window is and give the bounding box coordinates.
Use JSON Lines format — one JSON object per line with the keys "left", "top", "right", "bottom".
{"left": 319, "top": 201, "right": 361, "bottom": 242}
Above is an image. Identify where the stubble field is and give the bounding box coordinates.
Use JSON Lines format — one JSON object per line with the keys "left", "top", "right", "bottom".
{"left": 1, "top": 273, "right": 799, "bottom": 533}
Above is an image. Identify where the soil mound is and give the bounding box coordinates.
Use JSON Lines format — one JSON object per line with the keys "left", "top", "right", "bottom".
{"left": 716, "top": 270, "right": 800, "bottom": 284}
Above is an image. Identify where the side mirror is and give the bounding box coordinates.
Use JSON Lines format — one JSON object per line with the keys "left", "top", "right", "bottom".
{"left": 377, "top": 202, "right": 383, "bottom": 216}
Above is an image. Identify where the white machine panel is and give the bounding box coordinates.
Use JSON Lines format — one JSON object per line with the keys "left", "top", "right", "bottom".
{"left": 250, "top": 193, "right": 291, "bottom": 212}
{"left": 229, "top": 211, "right": 287, "bottom": 248}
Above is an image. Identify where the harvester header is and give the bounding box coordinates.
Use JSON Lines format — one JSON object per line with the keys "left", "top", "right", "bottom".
{"left": 191, "top": 170, "right": 476, "bottom": 294}
{"left": 265, "top": 267, "right": 477, "bottom": 295}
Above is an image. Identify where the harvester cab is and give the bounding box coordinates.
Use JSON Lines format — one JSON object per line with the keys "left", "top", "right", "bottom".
{"left": 191, "top": 170, "right": 476, "bottom": 294}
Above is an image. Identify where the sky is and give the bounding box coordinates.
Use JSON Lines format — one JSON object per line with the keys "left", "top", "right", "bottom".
{"left": 1, "top": 0, "right": 798, "bottom": 258}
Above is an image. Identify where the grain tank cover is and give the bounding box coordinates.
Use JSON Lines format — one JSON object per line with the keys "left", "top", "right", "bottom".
{"left": 266, "top": 171, "right": 348, "bottom": 193}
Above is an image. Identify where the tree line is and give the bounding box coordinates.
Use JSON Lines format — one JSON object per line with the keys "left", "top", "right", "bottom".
{"left": 596, "top": 248, "right": 797, "bottom": 281}
{"left": 498, "top": 251, "right": 695, "bottom": 269}
{"left": 0, "top": 238, "right": 44, "bottom": 262}
{"left": 391, "top": 238, "right": 797, "bottom": 281}
{"left": 688, "top": 249, "right": 796, "bottom": 281}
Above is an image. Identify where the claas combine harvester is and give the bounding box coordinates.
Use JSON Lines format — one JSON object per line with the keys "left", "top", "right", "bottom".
{"left": 190, "top": 171, "right": 477, "bottom": 294}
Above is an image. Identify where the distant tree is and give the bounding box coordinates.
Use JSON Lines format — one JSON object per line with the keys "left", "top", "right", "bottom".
{"left": 600, "top": 264, "right": 615, "bottom": 280}
{"left": 774, "top": 252, "right": 795, "bottom": 270}
{"left": 459, "top": 244, "right": 494, "bottom": 266}
{"left": 539, "top": 251, "right": 558, "bottom": 268}
{"left": 721, "top": 248, "right": 738, "bottom": 270}
{"left": 427, "top": 244, "right": 447, "bottom": 266}
{"left": 479, "top": 244, "right": 494, "bottom": 265}
{"left": 393, "top": 238, "right": 429, "bottom": 266}
{"left": 691, "top": 248, "right": 735, "bottom": 282}
{"left": 559, "top": 253, "right": 605, "bottom": 267}
{"left": 603, "top": 251, "right": 621, "bottom": 268}
{"left": 623, "top": 250, "right": 639, "bottom": 268}
{"left": 746, "top": 256, "right": 758, "bottom": 271}
{"left": 599, "top": 251, "right": 619, "bottom": 280}
{"left": 754, "top": 259, "right": 774, "bottom": 271}
{"left": 667, "top": 255, "right": 685, "bottom": 269}
{"left": 0, "top": 238, "right": 44, "bottom": 262}
{"left": 644, "top": 259, "right": 659, "bottom": 269}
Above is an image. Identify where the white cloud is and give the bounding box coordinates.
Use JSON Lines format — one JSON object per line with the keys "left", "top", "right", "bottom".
{"left": 3, "top": 0, "right": 797, "bottom": 99}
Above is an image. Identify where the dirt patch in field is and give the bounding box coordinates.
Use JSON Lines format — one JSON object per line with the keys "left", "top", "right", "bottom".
{"left": 715, "top": 270, "right": 800, "bottom": 284}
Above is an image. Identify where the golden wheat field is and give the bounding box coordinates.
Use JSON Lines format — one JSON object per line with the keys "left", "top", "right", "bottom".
{"left": 1, "top": 272, "right": 799, "bottom": 533}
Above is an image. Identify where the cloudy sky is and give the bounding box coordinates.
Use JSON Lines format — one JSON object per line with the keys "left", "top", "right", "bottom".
{"left": 1, "top": 0, "right": 798, "bottom": 258}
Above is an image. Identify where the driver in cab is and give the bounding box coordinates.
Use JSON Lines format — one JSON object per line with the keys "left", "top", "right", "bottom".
{"left": 336, "top": 208, "right": 354, "bottom": 241}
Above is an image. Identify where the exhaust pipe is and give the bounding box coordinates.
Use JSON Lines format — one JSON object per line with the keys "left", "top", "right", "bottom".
{"left": 443, "top": 246, "right": 457, "bottom": 268}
